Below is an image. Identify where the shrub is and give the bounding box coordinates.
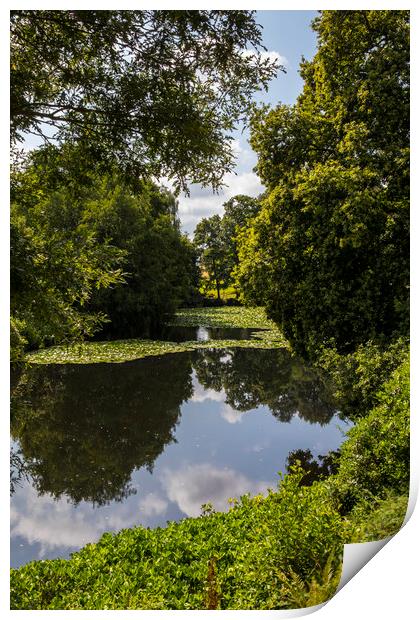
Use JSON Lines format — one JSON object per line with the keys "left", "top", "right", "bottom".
{"left": 318, "top": 337, "right": 409, "bottom": 420}
{"left": 332, "top": 354, "right": 409, "bottom": 511}
{"left": 345, "top": 492, "right": 409, "bottom": 542}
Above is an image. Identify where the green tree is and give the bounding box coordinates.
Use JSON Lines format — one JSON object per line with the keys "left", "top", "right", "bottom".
{"left": 236, "top": 10, "right": 409, "bottom": 356}
{"left": 193, "top": 196, "right": 261, "bottom": 301}
{"left": 81, "top": 176, "right": 198, "bottom": 337}
{"left": 222, "top": 194, "right": 261, "bottom": 295}
{"left": 11, "top": 10, "right": 280, "bottom": 191}
{"left": 194, "top": 215, "right": 231, "bottom": 301}
{"left": 10, "top": 160, "right": 125, "bottom": 361}
{"left": 10, "top": 145, "right": 199, "bottom": 356}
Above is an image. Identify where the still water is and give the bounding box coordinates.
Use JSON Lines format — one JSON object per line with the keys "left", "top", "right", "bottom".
{"left": 10, "top": 347, "right": 350, "bottom": 568}
{"left": 157, "top": 325, "right": 264, "bottom": 342}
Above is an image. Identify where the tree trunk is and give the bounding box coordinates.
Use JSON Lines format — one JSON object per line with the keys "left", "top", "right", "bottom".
{"left": 215, "top": 278, "right": 221, "bottom": 301}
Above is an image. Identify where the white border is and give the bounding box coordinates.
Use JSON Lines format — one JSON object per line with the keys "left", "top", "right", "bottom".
{"left": 2, "top": 2, "right": 419, "bottom": 618}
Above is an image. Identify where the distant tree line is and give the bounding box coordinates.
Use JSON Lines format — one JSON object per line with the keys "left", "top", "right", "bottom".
{"left": 193, "top": 194, "right": 261, "bottom": 301}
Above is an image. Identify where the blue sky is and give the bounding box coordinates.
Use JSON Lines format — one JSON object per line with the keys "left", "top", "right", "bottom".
{"left": 179, "top": 10, "right": 318, "bottom": 235}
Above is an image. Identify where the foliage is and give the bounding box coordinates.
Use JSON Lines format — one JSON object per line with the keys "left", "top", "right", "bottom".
{"left": 318, "top": 336, "right": 409, "bottom": 420}
{"left": 236, "top": 10, "right": 409, "bottom": 356}
{"left": 276, "top": 552, "right": 341, "bottom": 609}
{"left": 22, "top": 307, "right": 287, "bottom": 364}
{"left": 222, "top": 194, "right": 262, "bottom": 291}
{"left": 194, "top": 195, "right": 261, "bottom": 300}
{"left": 345, "top": 492, "right": 408, "bottom": 543}
{"left": 25, "top": 334, "right": 287, "bottom": 365}
{"left": 332, "top": 353, "right": 409, "bottom": 511}
{"left": 194, "top": 215, "right": 232, "bottom": 301}
{"left": 10, "top": 189, "right": 124, "bottom": 362}
{"left": 169, "top": 306, "right": 279, "bottom": 329}
{"left": 11, "top": 10, "right": 279, "bottom": 191}
{"left": 200, "top": 284, "right": 238, "bottom": 303}
{"left": 10, "top": 471, "right": 344, "bottom": 610}
{"left": 10, "top": 148, "right": 199, "bottom": 357}
{"left": 81, "top": 175, "right": 198, "bottom": 337}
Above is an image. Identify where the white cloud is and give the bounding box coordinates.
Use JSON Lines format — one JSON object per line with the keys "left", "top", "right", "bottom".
{"left": 190, "top": 385, "right": 226, "bottom": 404}
{"left": 11, "top": 484, "right": 107, "bottom": 556}
{"left": 138, "top": 492, "right": 168, "bottom": 518}
{"left": 219, "top": 403, "right": 246, "bottom": 425}
{"left": 160, "top": 463, "right": 272, "bottom": 517}
{"left": 10, "top": 481, "right": 166, "bottom": 557}
{"left": 178, "top": 170, "right": 264, "bottom": 235}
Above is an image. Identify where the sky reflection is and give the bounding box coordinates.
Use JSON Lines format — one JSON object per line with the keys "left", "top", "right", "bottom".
{"left": 11, "top": 348, "right": 351, "bottom": 567}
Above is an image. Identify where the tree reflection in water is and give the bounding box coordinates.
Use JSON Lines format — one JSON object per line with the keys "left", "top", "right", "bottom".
{"left": 285, "top": 448, "right": 339, "bottom": 486}
{"left": 193, "top": 348, "right": 336, "bottom": 424}
{"left": 11, "top": 347, "right": 338, "bottom": 507}
{"left": 11, "top": 354, "right": 193, "bottom": 505}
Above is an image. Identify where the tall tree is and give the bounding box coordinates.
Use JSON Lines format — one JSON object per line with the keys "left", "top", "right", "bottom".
{"left": 10, "top": 152, "right": 125, "bottom": 361}
{"left": 11, "top": 10, "right": 280, "bottom": 191}
{"left": 194, "top": 215, "right": 231, "bottom": 301}
{"left": 10, "top": 145, "right": 198, "bottom": 357}
{"left": 193, "top": 195, "right": 261, "bottom": 301}
{"left": 222, "top": 194, "right": 261, "bottom": 292}
{"left": 237, "top": 10, "right": 409, "bottom": 356}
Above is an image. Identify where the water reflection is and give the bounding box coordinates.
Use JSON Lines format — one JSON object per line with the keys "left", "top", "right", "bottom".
{"left": 11, "top": 354, "right": 193, "bottom": 506}
{"left": 194, "top": 348, "right": 336, "bottom": 424}
{"left": 285, "top": 448, "right": 339, "bottom": 486}
{"left": 160, "top": 464, "right": 271, "bottom": 518}
{"left": 156, "top": 325, "right": 263, "bottom": 342}
{"left": 11, "top": 347, "right": 348, "bottom": 567}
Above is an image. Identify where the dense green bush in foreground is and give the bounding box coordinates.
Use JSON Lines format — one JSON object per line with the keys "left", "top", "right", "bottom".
{"left": 10, "top": 351, "right": 409, "bottom": 610}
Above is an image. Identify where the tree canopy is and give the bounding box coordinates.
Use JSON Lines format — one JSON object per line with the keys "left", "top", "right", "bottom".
{"left": 194, "top": 215, "right": 230, "bottom": 301}
{"left": 11, "top": 10, "right": 280, "bottom": 191}
{"left": 236, "top": 10, "right": 409, "bottom": 356}
{"left": 10, "top": 145, "right": 198, "bottom": 360}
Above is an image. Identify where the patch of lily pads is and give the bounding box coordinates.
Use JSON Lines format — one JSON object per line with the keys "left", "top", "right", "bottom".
{"left": 168, "top": 306, "right": 278, "bottom": 329}
{"left": 26, "top": 307, "right": 288, "bottom": 365}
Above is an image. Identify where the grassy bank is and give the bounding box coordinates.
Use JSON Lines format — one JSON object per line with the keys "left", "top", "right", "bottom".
{"left": 11, "top": 472, "right": 346, "bottom": 610}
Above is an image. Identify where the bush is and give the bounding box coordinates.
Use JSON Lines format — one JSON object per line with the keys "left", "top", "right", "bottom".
{"left": 332, "top": 354, "right": 409, "bottom": 511}
{"left": 318, "top": 337, "right": 409, "bottom": 420}
{"left": 345, "top": 492, "right": 409, "bottom": 543}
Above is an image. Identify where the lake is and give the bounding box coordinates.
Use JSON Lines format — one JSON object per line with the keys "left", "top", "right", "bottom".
{"left": 10, "top": 346, "right": 351, "bottom": 568}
